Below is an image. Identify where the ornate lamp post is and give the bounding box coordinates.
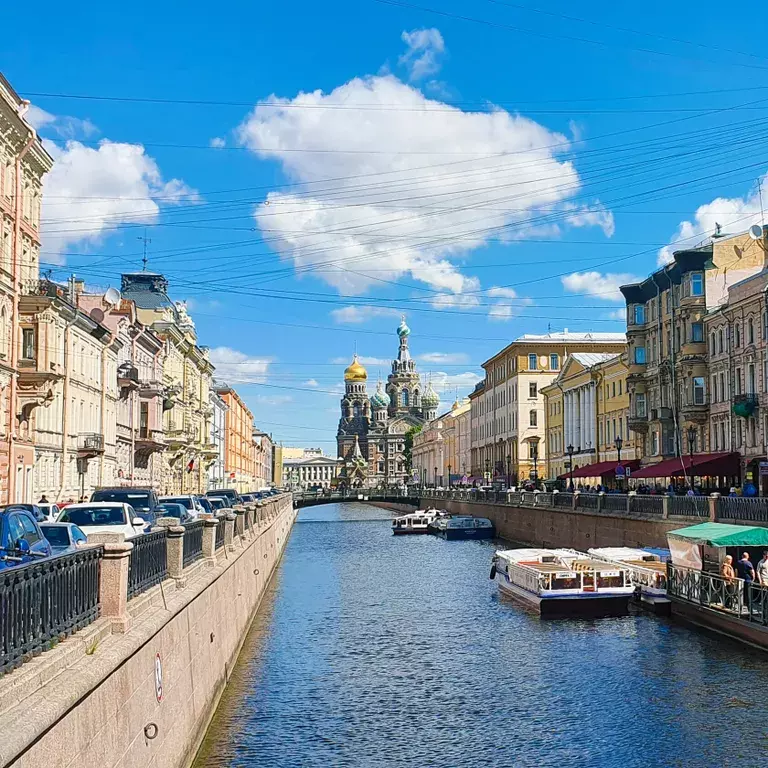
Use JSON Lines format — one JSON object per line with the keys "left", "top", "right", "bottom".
{"left": 434, "top": 465, "right": 438, "bottom": 488}
{"left": 447, "top": 463, "right": 452, "bottom": 489}
{"left": 614, "top": 435, "right": 623, "bottom": 490}
{"left": 506, "top": 453, "right": 511, "bottom": 489}
{"left": 687, "top": 425, "right": 697, "bottom": 490}
{"left": 531, "top": 442, "right": 539, "bottom": 488}
{"left": 484, "top": 458, "right": 490, "bottom": 485}
{"left": 567, "top": 444, "right": 575, "bottom": 491}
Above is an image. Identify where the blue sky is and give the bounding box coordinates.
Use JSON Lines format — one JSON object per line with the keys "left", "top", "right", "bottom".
{"left": 4, "top": 0, "right": 768, "bottom": 451}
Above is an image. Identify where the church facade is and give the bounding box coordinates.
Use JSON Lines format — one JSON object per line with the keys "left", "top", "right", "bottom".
{"left": 336, "top": 319, "right": 439, "bottom": 488}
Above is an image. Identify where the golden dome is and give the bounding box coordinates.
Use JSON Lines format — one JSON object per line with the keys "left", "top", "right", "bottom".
{"left": 344, "top": 354, "right": 368, "bottom": 382}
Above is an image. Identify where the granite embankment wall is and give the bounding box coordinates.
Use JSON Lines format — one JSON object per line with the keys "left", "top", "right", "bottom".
{"left": 367, "top": 501, "right": 418, "bottom": 515}
{"left": 421, "top": 497, "right": 684, "bottom": 549}
{"left": 0, "top": 495, "right": 296, "bottom": 768}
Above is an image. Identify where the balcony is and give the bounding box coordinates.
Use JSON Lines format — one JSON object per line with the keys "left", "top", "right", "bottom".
{"left": 78, "top": 433, "right": 105, "bottom": 457}
{"left": 117, "top": 363, "right": 140, "bottom": 392}
{"left": 680, "top": 341, "right": 706, "bottom": 359}
{"left": 628, "top": 409, "right": 649, "bottom": 432}
{"left": 135, "top": 428, "right": 165, "bottom": 463}
{"left": 165, "top": 422, "right": 191, "bottom": 449}
{"left": 680, "top": 395, "right": 709, "bottom": 424}
{"left": 733, "top": 393, "right": 759, "bottom": 418}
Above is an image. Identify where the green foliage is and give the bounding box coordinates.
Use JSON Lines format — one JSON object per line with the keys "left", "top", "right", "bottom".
{"left": 403, "top": 425, "right": 422, "bottom": 472}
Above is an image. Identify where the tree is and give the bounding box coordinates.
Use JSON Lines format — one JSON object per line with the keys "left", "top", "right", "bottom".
{"left": 403, "top": 425, "right": 422, "bottom": 472}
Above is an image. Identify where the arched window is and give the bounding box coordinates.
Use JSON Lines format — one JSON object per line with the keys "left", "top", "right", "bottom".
{"left": 718, "top": 329, "right": 724, "bottom": 354}
{"left": 353, "top": 403, "right": 360, "bottom": 418}
{"left": 402, "top": 388, "right": 409, "bottom": 406}
{"left": 413, "top": 389, "right": 420, "bottom": 405}
{"left": 0, "top": 308, "right": 6, "bottom": 358}
{"left": 710, "top": 332, "right": 716, "bottom": 356}
{"left": 749, "top": 318, "right": 755, "bottom": 345}
{"left": 735, "top": 324, "right": 741, "bottom": 348}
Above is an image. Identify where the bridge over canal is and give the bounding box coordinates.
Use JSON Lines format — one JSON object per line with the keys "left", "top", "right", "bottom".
{"left": 292, "top": 490, "right": 419, "bottom": 508}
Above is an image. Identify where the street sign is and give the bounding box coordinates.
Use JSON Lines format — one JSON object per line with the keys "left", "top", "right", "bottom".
{"left": 615, "top": 465, "right": 625, "bottom": 477}
{"left": 760, "top": 462, "right": 768, "bottom": 477}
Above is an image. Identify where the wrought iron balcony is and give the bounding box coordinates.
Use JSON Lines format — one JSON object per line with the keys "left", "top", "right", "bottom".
{"left": 733, "top": 393, "right": 759, "bottom": 418}
{"left": 78, "top": 433, "right": 105, "bottom": 456}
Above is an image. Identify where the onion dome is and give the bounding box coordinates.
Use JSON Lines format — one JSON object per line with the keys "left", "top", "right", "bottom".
{"left": 422, "top": 381, "right": 440, "bottom": 409}
{"left": 370, "top": 381, "right": 390, "bottom": 410}
{"left": 344, "top": 354, "right": 368, "bottom": 382}
{"left": 397, "top": 316, "right": 410, "bottom": 338}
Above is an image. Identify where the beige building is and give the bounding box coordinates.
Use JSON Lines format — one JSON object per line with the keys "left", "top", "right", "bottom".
{"left": 252, "top": 429, "right": 273, "bottom": 489}
{"left": 543, "top": 353, "right": 639, "bottom": 485}
{"left": 472, "top": 332, "right": 626, "bottom": 485}
{"left": 283, "top": 453, "right": 341, "bottom": 489}
{"left": 0, "top": 73, "right": 53, "bottom": 502}
{"left": 412, "top": 397, "right": 471, "bottom": 485}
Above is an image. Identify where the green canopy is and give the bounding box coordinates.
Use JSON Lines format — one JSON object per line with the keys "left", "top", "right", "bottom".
{"left": 668, "top": 522, "right": 768, "bottom": 547}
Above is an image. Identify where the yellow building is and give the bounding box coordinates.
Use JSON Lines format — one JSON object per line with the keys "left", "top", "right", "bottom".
{"left": 543, "top": 353, "right": 640, "bottom": 487}
{"left": 412, "top": 397, "right": 470, "bottom": 485}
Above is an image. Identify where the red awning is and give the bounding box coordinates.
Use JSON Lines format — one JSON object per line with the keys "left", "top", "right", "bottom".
{"left": 558, "top": 459, "right": 640, "bottom": 480}
{"left": 630, "top": 452, "right": 741, "bottom": 479}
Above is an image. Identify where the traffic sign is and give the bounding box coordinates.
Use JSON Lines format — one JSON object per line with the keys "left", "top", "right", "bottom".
{"left": 615, "top": 465, "right": 625, "bottom": 477}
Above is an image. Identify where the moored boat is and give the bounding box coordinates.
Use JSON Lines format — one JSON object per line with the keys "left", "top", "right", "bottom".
{"left": 490, "top": 548, "right": 634, "bottom": 617}
{"left": 433, "top": 515, "right": 495, "bottom": 540}
{"left": 588, "top": 547, "right": 670, "bottom": 614}
{"left": 392, "top": 509, "right": 436, "bottom": 535}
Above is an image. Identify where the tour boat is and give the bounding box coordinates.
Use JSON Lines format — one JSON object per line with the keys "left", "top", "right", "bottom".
{"left": 490, "top": 548, "right": 634, "bottom": 617}
{"left": 588, "top": 547, "right": 670, "bottom": 613}
{"left": 392, "top": 509, "right": 437, "bottom": 535}
{"left": 432, "top": 515, "right": 495, "bottom": 540}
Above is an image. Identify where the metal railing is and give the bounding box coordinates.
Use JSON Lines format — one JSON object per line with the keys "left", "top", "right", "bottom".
{"left": 78, "top": 433, "right": 104, "bottom": 453}
{"left": 182, "top": 520, "right": 204, "bottom": 567}
{"left": 127, "top": 530, "right": 168, "bottom": 599}
{"left": 601, "top": 494, "right": 629, "bottom": 513}
{"left": 668, "top": 495, "right": 710, "bottom": 518}
{"left": 553, "top": 492, "right": 573, "bottom": 508}
{"left": 717, "top": 497, "right": 768, "bottom": 522}
{"left": 215, "top": 517, "right": 226, "bottom": 549}
{"left": 576, "top": 493, "right": 599, "bottom": 510}
{"left": 0, "top": 547, "right": 102, "bottom": 675}
{"left": 667, "top": 564, "right": 768, "bottom": 627}
{"left": 629, "top": 495, "right": 664, "bottom": 516}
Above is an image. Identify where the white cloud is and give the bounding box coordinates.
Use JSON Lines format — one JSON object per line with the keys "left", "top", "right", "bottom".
{"left": 429, "top": 370, "right": 483, "bottom": 396}
{"left": 42, "top": 139, "right": 199, "bottom": 260}
{"left": 561, "top": 271, "right": 641, "bottom": 302}
{"left": 658, "top": 174, "right": 768, "bottom": 266}
{"left": 605, "top": 308, "right": 626, "bottom": 321}
{"left": 485, "top": 286, "right": 534, "bottom": 321}
{"left": 330, "top": 305, "right": 403, "bottom": 324}
{"left": 236, "top": 75, "right": 609, "bottom": 303}
{"left": 399, "top": 28, "right": 446, "bottom": 81}
{"left": 27, "top": 105, "right": 98, "bottom": 140}
{"left": 563, "top": 202, "right": 615, "bottom": 237}
{"left": 209, "top": 346, "right": 272, "bottom": 384}
{"left": 331, "top": 355, "right": 390, "bottom": 367}
{"left": 418, "top": 352, "right": 469, "bottom": 364}
{"left": 304, "top": 379, "right": 319, "bottom": 387}
{"left": 209, "top": 137, "right": 226, "bottom": 149}
{"left": 255, "top": 394, "right": 293, "bottom": 406}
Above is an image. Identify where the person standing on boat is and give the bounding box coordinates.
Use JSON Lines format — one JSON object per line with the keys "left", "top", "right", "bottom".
{"left": 756, "top": 551, "right": 768, "bottom": 585}
{"left": 736, "top": 552, "right": 756, "bottom": 584}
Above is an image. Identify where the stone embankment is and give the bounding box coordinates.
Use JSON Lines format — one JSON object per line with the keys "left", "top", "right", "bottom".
{"left": 0, "top": 493, "right": 296, "bottom": 768}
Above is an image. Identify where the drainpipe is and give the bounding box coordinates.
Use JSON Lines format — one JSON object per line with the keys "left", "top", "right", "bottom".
{"left": 8, "top": 135, "right": 35, "bottom": 503}
{"left": 99, "top": 345, "right": 108, "bottom": 488}
{"left": 59, "top": 317, "right": 75, "bottom": 501}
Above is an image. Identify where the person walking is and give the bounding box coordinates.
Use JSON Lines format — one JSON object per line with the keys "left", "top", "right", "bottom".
{"left": 38, "top": 494, "right": 48, "bottom": 504}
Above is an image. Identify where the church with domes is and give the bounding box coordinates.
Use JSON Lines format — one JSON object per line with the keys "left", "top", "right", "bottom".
{"left": 337, "top": 318, "right": 440, "bottom": 488}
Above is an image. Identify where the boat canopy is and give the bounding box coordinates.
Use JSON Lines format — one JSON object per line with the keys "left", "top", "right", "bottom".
{"left": 668, "top": 522, "right": 768, "bottom": 547}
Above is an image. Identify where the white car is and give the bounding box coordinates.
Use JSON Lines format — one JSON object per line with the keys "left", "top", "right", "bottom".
{"left": 38, "top": 502, "right": 61, "bottom": 522}
{"left": 56, "top": 502, "right": 147, "bottom": 540}
{"left": 158, "top": 495, "right": 205, "bottom": 518}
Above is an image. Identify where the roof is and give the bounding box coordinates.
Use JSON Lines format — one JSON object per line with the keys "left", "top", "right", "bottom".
{"left": 668, "top": 522, "right": 768, "bottom": 547}
{"left": 120, "top": 273, "right": 179, "bottom": 317}
{"left": 514, "top": 332, "right": 626, "bottom": 343}
{"left": 570, "top": 352, "right": 620, "bottom": 367}
{"left": 631, "top": 452, "right": 740, "bottom": 479}
{"left": 558, "top": 459, "right": 640, "bottom": 480}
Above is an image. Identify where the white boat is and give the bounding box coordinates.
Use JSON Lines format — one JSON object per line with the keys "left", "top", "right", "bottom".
{"left": 392, "top": 509, "right": 438, "bottom": 535}
{"left": 432, "top": 515, "right": 495, "bottom": 540}
{"left": 588, "top": 547, "right": 669, "bottom": 613}
{"left": 491, "top": 548, "right": 634, "bottom": 617}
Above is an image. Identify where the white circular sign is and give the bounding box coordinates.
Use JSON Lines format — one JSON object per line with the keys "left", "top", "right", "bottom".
{"left": 155, "top": 653, "right": 163, "bottom": 702}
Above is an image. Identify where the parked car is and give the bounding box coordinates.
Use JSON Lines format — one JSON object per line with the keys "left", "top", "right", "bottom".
{"left": 207, "top": 497, "right": 228, "bottom": 511}
{"left": 38, "top": 503, "right": 61, "bottom": 522}
{"left": 39, "top": 522, "right": 88, "bottom": 555}
{"left": 158, "top": 495, "right": 205, "bottom": 518}
{"left": 0, "top": 507, "right": 52, "bottom": 568}
{"left": 196, "top": 496, "right": 214, "bottom": 515}
{"left": 90, "top": 487, "right": 160, "bottom": 524}
{"left": 240, "top": 493, "right": 256, "bottom": 503}
{"left": 57, "top": 503, "right": 147, "bottom": 539}
{"left": 205, "top": 489, "right": 242, "bottom": 506}
{"left": 155, "top": 502, "right": 193, "bottom": 523}
{"left": 0, "top": 503, "right": 47, "bottom": 523}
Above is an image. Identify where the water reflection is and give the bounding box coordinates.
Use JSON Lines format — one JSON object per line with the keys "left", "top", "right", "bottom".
{"left": 195, "top": 503, "right": 768, "bottom": 768}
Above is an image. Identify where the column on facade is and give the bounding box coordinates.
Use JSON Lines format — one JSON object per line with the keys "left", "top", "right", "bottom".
{"left": 589, "top": 384, "right": 595, "bottom": 449}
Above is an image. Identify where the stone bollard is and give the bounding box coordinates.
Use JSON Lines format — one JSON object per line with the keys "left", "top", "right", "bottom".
{"left": 155, "top": 517, "right": 186, "bottom": 589}
{"left": 597, "top": 491, "right": 605, "bottom": 513}
{"left": 224, "top": 512, "right": 237, "bottom": 552}
{"left": 709, "top": 493, "right": 720, "bottom": 521}
{"left": 234, "top": 508, "right": 246, "bottom": 538}
{"left": 200, "top": 514, "right": 219, "bottom": 565}
{"left": 572, "top": 490, "right": 580, "bottom": 510}
{"left": 89, "top": 532, "right": 133, "bottom": 633}
{"left": 661, "top": 494, "right": 670, "bottom": 519}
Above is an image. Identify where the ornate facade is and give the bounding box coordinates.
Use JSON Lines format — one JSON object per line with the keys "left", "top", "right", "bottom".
{"left": 336, "top": 319, "right": 439, "bottom": 488}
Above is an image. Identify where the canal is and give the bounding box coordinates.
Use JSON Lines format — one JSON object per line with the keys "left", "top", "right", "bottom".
{"left": 195, "top": 503, "right": 768, "bottom": 767}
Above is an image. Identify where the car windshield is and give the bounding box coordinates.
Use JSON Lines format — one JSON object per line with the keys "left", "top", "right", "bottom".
{"left": 208, "top": 498, "right": 224, "bottom": 509}
{"left": 40, "top": 526, "right": 71, "bottom": 546}
{"left": 161, "top": 497, "right": 193, "bottom": 510}
{"left": 91, "top": 490, "right": 151, "bottom": 511}
{"left": 61, "top": 507, "right": 126, "bottom": 526}
{"left": 197, "top": 497, "right": 213, "bottom": 513}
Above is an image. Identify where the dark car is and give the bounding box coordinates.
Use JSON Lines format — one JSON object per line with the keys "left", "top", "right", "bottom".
{"left": 206, "top": 489, "right": 242, "bottom": 506}
{"left": 207, "top": 497, "right": 227, "bottom": 511}
{"left": 196, "top": 496, "right": 214, "bottom": 515}
{"left": 39, "top": 522, "right": 88, "bottom": 555}
{"left": 155, "top": 502, "right": 193, "bottom": 523}
{"left": 240, "top": 493, "right": 256, "bottom": 503}
{"left": 90, "top": 487, "right": 160, "bottom": 524}
{"left": 0, "top": 507, "right": 52, "bottom": 569}
{"left": 0, "top": 503, "right": 46, "bottom": 523}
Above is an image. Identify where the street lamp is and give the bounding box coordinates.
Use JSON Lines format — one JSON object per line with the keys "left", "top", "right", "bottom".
{"left": 434, "top": 465, "right": 438, "bottom": 488}
{"left": 687, "top": 425, "right": 697, "bottom": 490}
{"left": 447, "top": 463, "right": 452, "bottom": 489}
{"left": 531, "top": 442, "right": 539, "bottom": 488}
{"left": 567, "top": 443, "right": 574, "bottom": 491}
{"left": 614, "top": 435, "right": 623, "bottom": 490}
{"left": 484, "top": 458, "right": 490, "bottom": 484}
{"left": 506, "top": 453, "right": 511, "bottom": 490}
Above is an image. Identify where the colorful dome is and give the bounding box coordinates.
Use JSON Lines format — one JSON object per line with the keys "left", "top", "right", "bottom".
{"left": 370, "top": 381, "right": 390, "bottom": 410}
{"left": 397, "top": 316, "right": 410, "bottom": 338}
{"left": 422, "top": 381, "right": 440, "bottom": 409}
{"left": 344, "top": 354, "right": 368, "bottom": 382}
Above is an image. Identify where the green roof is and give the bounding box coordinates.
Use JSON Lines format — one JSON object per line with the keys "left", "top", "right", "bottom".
{"left": 668, "top": 522, "right": 768, "bottom": 547}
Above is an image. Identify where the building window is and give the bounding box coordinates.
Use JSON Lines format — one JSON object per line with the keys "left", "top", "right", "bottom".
{"left": 735, "top": 368, "right": 742, "bottom": 396}
{"left": 21, "top": 328, "right": 35, "bottom": 360}
{"left": 717, "top": 329, "right": 724, "bottom": 354}
{"left": 651, "top": 431, "right": 659, "bottom": 455}
{"left": 710, "top": 332, "right": 716, "bottom": 356}
{"left": 690, "top": 272, "right": 704, "bottom": 296}
{"left": 402, "top": 389, "right": 409, "bottom": 407}
{"left": 528, "top": 354, "right": 537, "bottom": 371}
{"left": 529, "top": 410, "right": 537, "bottom": 427}
{"left": 529, "top": 382, "right": 537, "bottom": 398}
{"left": 550, "top": 353, "right": 559, "bottom": 370}
{"left": 735, "top": 325, "right": 741, "bottom": 348}
{"left": 635, "top": 392, "right": 647, "bottom": 418}
{"left": 748, "top": 318, "right": 755, "bottom": 345}
{"left": 634, "top": 304, "right": 645, "bottom": 325}
{"left": 691, "top": 322, "right": 704, "bottom": 343}
{"left": 693, "top": 376, "right": 705, "bottom": 405}
{"left": 634, "top": 346, "right": 646, "bottom": 365}
{"left": 749, "top": 364, "right": 756, "bottom": 394}
{"left": 737, "top": 419, "right": 744, "bottom": 447}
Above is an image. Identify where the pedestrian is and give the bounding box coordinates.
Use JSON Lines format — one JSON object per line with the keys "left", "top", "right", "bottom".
{"left": 721, "top": 555, "right": 737, "bottom": 608}
{"left": 736, "top": 552, "right": 755, "bottom": 583}
{"left": 686, "top": 486, "right": 695, "bottom": 496}
{"left": 38, "top": 494, "right": 48, "bottom": 503}
{"left": 757, "top": 551, "right": 768, "bottom": 585}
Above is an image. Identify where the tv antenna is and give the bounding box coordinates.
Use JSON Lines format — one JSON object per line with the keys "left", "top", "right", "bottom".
{"left": 138, "top": 229, "right": 151, "bottom": 270}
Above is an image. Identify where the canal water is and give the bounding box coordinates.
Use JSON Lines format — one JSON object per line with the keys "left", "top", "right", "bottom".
{"left": 195, "top": 504, "right": 768, "bottom": 768}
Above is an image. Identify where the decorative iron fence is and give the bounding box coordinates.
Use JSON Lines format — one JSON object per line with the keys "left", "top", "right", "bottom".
{"left": 717, "top": 497, "right": 768, "bottom": 522}
{"left": 182, "top": 520, "right": 205, "bottom": 567}
{"left": 629, "top": 495, "right": 664, "bottom": 516}
{"left": 576, "top": 493, "right": 599, "bottom": 510}
{"left": 601, "top": 494, "right": 629, "bottom": 513}
{"left": 215, "top": 518, "right": 226, "bottom": 549}
{"left": 127, "top": 530, "right": 167, "bottom": 599}
{"left": 535, "top": 492, "right": 554, "bottom": 507}
{"left": 553, "top": 492, "right": 573, "bottom": 508}
{"left": 668, "top": 495, "right": 710, "bottom": 518}
{"left": 508, "top": 492, "right": 522, "bottom": 506}
{"left": 0, "top": 547, "right": 102, "bottom": 675}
